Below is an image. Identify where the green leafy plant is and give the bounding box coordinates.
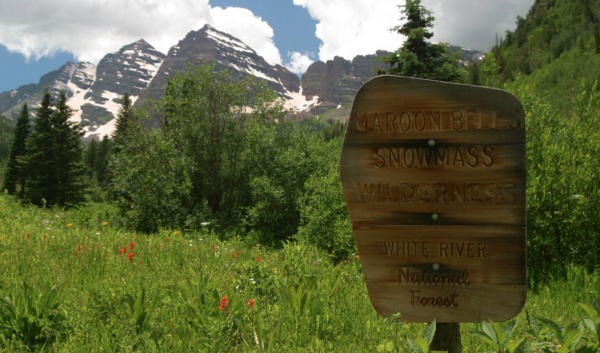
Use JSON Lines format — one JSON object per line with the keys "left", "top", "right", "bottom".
{"left": 578, "top": 296, "right": 600, "bottom": 342}
{"left": 0, "top": 282, "right": 67, "bottom": 345}
{"left": 406, "top": 319, "right": 436, "bottom": 353}
{"left": 469, "top": 317, "right": 534, "bottom": 353}
{"left": 235, "top": 313, "right": 280, "bottom": 353}
{"left": 122, "top": 289, "right": 159, "bottom": 333}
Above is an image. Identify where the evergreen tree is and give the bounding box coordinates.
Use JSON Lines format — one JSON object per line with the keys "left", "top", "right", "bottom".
{"left": 96, "top": 135, "right": 111, "bottom": 189}
{"left": 52, "top": 91, "right": 87, "bottom": 206}
{"left": 22, "top": 89, "right": 56, "bottom": 206}
{"left": 84, "top": 139, "right": 98, "bottom": 178}
{"left": 112, "top": 91, "right": 134, "bottom": 153}
{"left": 2, "top": 103, "right": 31, "bottom": 196}
{"left": 23, "top": 90, "right": 87, "bottom": 207}
{"left": 375, "top": 0, "right": 466, "bottom": 83}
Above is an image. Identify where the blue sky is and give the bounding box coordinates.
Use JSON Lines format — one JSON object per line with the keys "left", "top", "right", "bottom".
{"left": 0, "top": 0, "right": 534, "bottom": 94}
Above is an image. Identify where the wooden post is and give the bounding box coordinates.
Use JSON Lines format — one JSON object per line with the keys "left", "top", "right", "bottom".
{"left": 430, "top": 323, "right": 461, "bottom": 353}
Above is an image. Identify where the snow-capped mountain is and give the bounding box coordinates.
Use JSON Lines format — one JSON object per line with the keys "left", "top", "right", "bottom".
{"left": 0, "top": 40, "right": 166, "bottom": 139}
{"left": 138, "top": 25, "right": 303, "bottom": 110}
{"left": 0, "top": 25, "right": 486, "bottom": 138}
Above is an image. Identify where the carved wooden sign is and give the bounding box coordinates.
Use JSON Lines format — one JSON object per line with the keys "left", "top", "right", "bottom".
{"left": 340, "top": 76, "right": 526, "bottom": 323}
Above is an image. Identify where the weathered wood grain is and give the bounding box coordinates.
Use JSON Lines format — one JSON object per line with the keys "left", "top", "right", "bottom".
{"left": 340, "top": 76, "right": 527, "bottom": 323}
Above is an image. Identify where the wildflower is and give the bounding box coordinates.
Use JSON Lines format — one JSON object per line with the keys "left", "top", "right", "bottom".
{"left": 173, "top": 231, "right": 178, "bottom": 235}
{"left": 257, "top": 257, "right": 261, "bottom": 262}
{"left": 356, "top": 255, "right": 360, "bottom": 258}
{"left": 166, "top": 237, "right": 170, "bottom": 242}
{"left": 77, "top": 244, "right": 81, "bottom": 252}
{"left": 101, "top": 222, "right": 108, "bottom": 226}
{"left": 66, "top": 224, "right": 72, "bottom": 228}
{"left": 123, "top": 246, "right": 127, "bottom": 253}
{"left": 43, "top": 234, "right": 46, "bottom": 241}
{"left": 128, "top": 253, "right": 134, "bottom": 262}
{"left": 134, "top": 236, "right": 137, "bottom": 240}
{"left": 218, "top": 296, "right": 228, "bottom": 310}
{"left": 75, "top": 250, "right": 79, "bottom": 257}
{"left": 248, "top": 298, "right": 255, "bottom": 309}
{"left": 231, "top": 253, "right": 234, "bottom": 259}
{"left": 102, "top": 253, "right": 106, "bottom": 259}
{"left": 26, "top": 231, "right": 31, "bottom": 239}
{"left": 84, "top": 245, "right": 88, "bottom": 253}
{"left": 130, "top": 242, "right": 135, "bottom": 250}
{"left": 156, "top": 243, "right": 161, "bottom": 249}
{"left": 212, "top": 244, "right": 215, "bottom": 251}
{"left": 236, "top": 250, "right": 240, "bottom": 257}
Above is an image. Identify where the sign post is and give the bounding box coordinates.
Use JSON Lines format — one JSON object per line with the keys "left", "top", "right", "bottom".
{"left": 340, "top": 76, "right": 527, "bottom": 352}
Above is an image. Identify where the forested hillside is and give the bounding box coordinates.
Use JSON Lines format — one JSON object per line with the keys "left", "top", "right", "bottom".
{"left": 473, "top": 0, "right": 600, "bottom": 112}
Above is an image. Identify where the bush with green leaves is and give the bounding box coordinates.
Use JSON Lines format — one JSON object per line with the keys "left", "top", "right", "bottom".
{"left": 0, "top": 282, "right": 67, "bottom": 346}
{"left": 113, "top": 62, "right": 334, "bottom": 246}
{"left": 506, "top": 79, "right": 600, "bottom": 280}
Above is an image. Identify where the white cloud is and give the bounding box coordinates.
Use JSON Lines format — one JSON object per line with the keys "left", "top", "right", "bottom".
{"left": 284, "top": 52, "right": 314, "bottom": 76}
{"left": 0, "top": 0, "right": 282, "bottom": 66}
{"left": 293, "top": 0, "right": 535, "bottom": 61}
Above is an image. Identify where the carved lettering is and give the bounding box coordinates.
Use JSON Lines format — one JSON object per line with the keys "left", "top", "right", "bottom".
{"left": 358, "top": 182, "right": 515, "bottom": 204}
{"left": 350, "top": 109, "right": 520, "bottom": 133}
{"left": 373, "top": 146, "right": 495, "bottom": 168}
{"left": 399, "top": 268, "right": 471, "bottom": 287}
{"left": 410, "top": 290, "right": 459, "bottom": 308}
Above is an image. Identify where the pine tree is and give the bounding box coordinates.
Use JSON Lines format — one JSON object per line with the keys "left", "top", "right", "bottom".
{"left": 112, "top": 91, "right": 134, "bottom": 153}
{"left": 96, "top": 135, "right": 111, "bottom": 189}
{"left": 23, "top": 90, "right": 87, "bottom": 207}
{"left": 23, "top": 89, "right": 56, "bottom": 206}
{"left": 2, "top": 103, "right": 31, "bottom": 196}
{"left": 52, "top": 91, "right": 87, "bottom": 206}
{"left": 84, "top": 139, "right": 98, "bottom": 178}
{"left": 375, "top": 0, "right": 466, "bottom": 83}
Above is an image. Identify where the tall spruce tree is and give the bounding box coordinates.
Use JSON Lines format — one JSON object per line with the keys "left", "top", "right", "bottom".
{"left": 112, "top": 91, "right": 133, "bottom": 153}
{"left": 96, "top": 135, "right": 111, "bottom": 189}
{"left": 23, "top": 89, "right": 56, "bottom": 206}
{"left": 23, "top": 90, "right": 86, "bottom": 207}
{"left": 2, "top": 103, "right": 31, "bottom": 196}
{"left": 84, "top": 139, "right": 98, "bottom": 178}
{"left": 52, "top": 91, "right": 87, "bottom": 206}
{"left": 375, "top": 0, "right": 466, "bottom": 83}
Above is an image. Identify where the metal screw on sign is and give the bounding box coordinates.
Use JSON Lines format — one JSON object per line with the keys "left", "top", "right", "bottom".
{"left": 432, "top": 263, "right": 440, "bottom": 271}
{"left": 431, "top": 213, "right": 439, "bottom": 221}
{"left": 428, "top": 139, "right": 436, "bottom": 146}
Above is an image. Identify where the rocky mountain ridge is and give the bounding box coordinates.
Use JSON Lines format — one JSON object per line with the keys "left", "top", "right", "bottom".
{"left": 0, "top": 25, "right": 485, "bottom": 138}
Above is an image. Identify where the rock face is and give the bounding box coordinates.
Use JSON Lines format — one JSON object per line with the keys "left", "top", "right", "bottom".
{"left": 138, "top": 25, "right": 301, "bottom": 106}
{"left": 79, "top": 39, "right": 166, "bottom": 137}
{"left": 0, "top": 25, "right": 486, "bottom": 137}
{"left": 0, "top": 40, "right": 165, "bottom": 139}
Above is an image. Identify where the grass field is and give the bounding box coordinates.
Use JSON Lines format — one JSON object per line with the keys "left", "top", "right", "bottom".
{"left": 0, "top": 195, "right": 598, "bottom": 352}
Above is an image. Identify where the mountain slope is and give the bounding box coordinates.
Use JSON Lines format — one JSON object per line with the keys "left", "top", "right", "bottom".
{"left": 484, "top": 0, "right": 600, "bottom": 112}
{"left": 137, "top": 25, "right": 301, "bottom": 109}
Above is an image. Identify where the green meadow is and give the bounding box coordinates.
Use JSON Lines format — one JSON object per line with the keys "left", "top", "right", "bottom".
{"left": 0, "top": 196, "right": 597, "bottom": 352}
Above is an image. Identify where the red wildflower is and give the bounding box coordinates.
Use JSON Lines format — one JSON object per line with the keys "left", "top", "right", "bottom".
{"left": 75, "top": 250, "right": 79, "bottom": 257}
{"left": 156, "top": 243, "right": 161, "bottom": 249}
{"left": 231, "top": 253, "right": 234, "bottom": 259}
{"left": 102, "top": 253, "right": 106, "bottom": 259}
{"left": 26, "top": 232, "right": 31, "bottom": 239}
{"left": 218, "top": 296, "right": 229, "bottom": 310}
{"left": 166, "top": 237, "right": 170, "bottom": 242}
{"left": 118, "top": 248, "right": 124, "bottom": 255}
{"left": 212, "top": 244, "right": 215, "bottom": 251}
{"left": 43, "top": 234, "right": 47, "bottom": 241}
{"left": 123, "top": 246, "right": 127, "bottom": 253}
{"left": 128, "top": 253, "right": 134, "bottom": 262}
{"left": 257, "top": 257, "right": 260, "bottom": 262}
{"left": 130, "top": 242, "right": 135, "bottom": 250}
{"left": 236, "top": 250, "right": 240, "bottom": 257}
{"left": 77, "top": 244, "right": 81, "bottom": 252}
{"left": 134, "top": 236, "right": 137, "bottom": 240}
{"left": 248, "top": 298, "right": 255, "bottom": 309}
{"left": 84, "top": 245, "right": 88, "bottom": 253}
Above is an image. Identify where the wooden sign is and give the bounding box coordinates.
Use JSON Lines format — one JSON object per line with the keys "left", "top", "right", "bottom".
{"left": 340, "top": 76, "right": 526, "bottom": 323}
